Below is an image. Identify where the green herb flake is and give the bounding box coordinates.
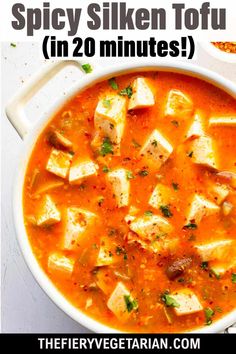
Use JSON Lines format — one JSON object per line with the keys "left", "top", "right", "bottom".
{"left": 160, "top": 205, "right": 173, "bottom": 218}
{"left": 201, "top": 261, "right": 208, "bottom": 270}
{"left": 138, "top": 169, "right": 149, "bottom": 177}
{"left": 126, "top": 171, "right": 134, "bottom": 180}
{"left": 92, "top": 243, "right": 99, "bottom": 250}
{"left": 103, "top": 99, "right": 112, "bottom": 109}
{"left": 184, "top": 223, "right": 198, "bottom": 230}
{"left": 119, "top": 85, "right": 133, "bottom": 98}
{"left": 102, "top": 166, "right": 110, "bottom": 173}
{"left": 188, "top": 151, "right": 194, "bottom": 158}
{"left": 161, "top": 293, "right": 180, "bottom": 308}
{"left": 79, "top": 183, "right": 86, "bottom": 190}
{"left": 144, "top": 210, "right": 153, "bottom": 216}
{"left": 171, "top": 120, "right": 179, "bottom": 127}
{"left": 132, "top": 139, "right": 141, "bottom": 148}
{"left": 109, "top": 78, "right": 118, "bottom": 90}
{"left": 81, "top": 63, "right": 93, "bottom": 73}
{"left": 10, "top": 43, "right": 16, "bottom": 48}
{"left": 115, "top": 246, "right": 122, "bottom": 255}
{"left": 124, "top": 295, "right": 138, "bottom": 312}
{"left": 172, "top": 182, "right": 179, "bottom": 191}
{"left": 100, "top": 137, "right": 113, "bottom": 156}
{"left": 178, "top": 278, "right": 185, "bottom": 283}
{"left": 232, "top": 273, "right": 236, "bottom": 283}
{"left": 151, "top": 140, "right": 158, "bottom": 147}
{"left": 204, "top": 307, "right": 214, "bottom": 325}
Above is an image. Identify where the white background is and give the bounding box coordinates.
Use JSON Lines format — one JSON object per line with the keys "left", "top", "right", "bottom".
{"left": 1, "top": 42, "right": 236, "bottom": 332}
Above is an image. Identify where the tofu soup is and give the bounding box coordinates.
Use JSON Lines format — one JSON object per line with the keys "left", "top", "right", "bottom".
{"left": 23, "top": 71, "right": 236, "bottom": 332}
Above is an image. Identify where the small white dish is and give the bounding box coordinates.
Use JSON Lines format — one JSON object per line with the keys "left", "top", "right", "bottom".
{"left": 200, "top": 41, "right": 236, "bottom": 63}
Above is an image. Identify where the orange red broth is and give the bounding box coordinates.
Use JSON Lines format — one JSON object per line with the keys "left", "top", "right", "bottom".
{"left": 23, "top": 71, "right": 236, "bottom": 332}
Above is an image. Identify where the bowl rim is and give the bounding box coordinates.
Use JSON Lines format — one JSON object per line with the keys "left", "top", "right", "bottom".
{"left": 12, "top": 60, "right": 236, "bottom": 333}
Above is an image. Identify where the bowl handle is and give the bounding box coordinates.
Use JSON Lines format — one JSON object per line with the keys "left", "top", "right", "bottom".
{"left": 5, "top": 60, "right": 88, "bottom": 139}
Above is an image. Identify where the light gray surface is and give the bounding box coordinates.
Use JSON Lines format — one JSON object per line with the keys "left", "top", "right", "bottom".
{"left": 1, "top": 42, "right": 236, "bottom": 333}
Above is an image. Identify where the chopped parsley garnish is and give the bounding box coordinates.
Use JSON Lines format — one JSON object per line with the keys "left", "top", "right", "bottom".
{"left": 160, "top": 205, "right": 173, "bottom": 218}
{"left": 108, "top": 78, "right": 118, "bottom": 90}
{"left": 188, "top": 151, "right": 194, "bottom": 158}
{"left": 115, "top": 246, "right": 123, "bottom": 255}
{"left": 116, "top": 246, "right": 127, "bottom": 260}
{"left": 144, "top": 210, "right": 153, "bottom": 216}
{"left": 161, "top": 293, "right": 180, "bottom": 308}
{"left": 119, "top": 85, "right": 133, "bottom": 98}
{"left": 124, "top": 295, "right": 138, "bottom": 312}
{"left": 81, "top": 63, "right": 93, "bottom": 73}
{"left": 102, "top": 166, "right": 110, "bottom": 173}
{"left": 132, "top": 139, "right": 141, "bottom": 148}
{"left": 126, "top": 171, "right": 134, "bottom": 180}
{"left": 138, "top": 169, "right": 149, "bottom": 177}
{"left": 92, "top": 243, "right": 99, "bottom": 249}
{"left": 178, "top": 278, "right": 185, "bottom": 283}
{"left": 172, "top": 182, "right": 179, "bottom": 191}
{"left": 171, "top": 120, "right": 179, "bottom": 127}
{"left": 103, "top": 99, "right": 112, "bottom": 108}
{"left": 151, "top": 140, "right": 158, "bottom": 147}
{"left": 100, "top": 137, "right": 113, "bottom": 156}
{"left": 204, "top": 307, "right": 214, "bottom": 325}
{"left": 201, "top": 261, "right": 208, "bottom": 270}
{"left": 184, "top": 223, "right": 197, "bottom": 230}
{"left": 10, "top": 43, "right": 16, "bottom": 47}
{"left": 232, "top": 273, "right": 236, "bottom": 283}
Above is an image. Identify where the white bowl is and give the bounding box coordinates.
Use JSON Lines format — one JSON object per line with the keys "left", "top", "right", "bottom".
{"left": 200, "top": 42, "right": 236, "bottom": 64}
{"left": 5, "top": 60, "right": 236, "bottom": 333}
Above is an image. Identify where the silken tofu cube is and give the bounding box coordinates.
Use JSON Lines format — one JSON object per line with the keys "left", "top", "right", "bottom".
{"left": 186, "top": 110, "right": 205, "bottom": 140}
{"left": 48, "top": 252, "right": 74, "bottom": 277}
{"left": 37, "top": 195, "right": 61, "bottom": 226}
{"left": 170, "top": 289, "right": 203, "bottom": 316}
{"left": 209, "top": 116, "right": 236, "bottom": 127}
{"left": 96, "top": 238, "right": 117, "bottom": 267}
{"left": 107, "top": 168, "right": 130, "bottom": 208}
{"left": 148, "top": 184, "right": 172, "bottom": 209}
{"left": 107, "top": 282, "right": 138, "bottom": 321}
{"left": 209, "top": 184, "right": 229, "bottom": 205}
{"left": 128, "top": 214, "right": 173, "bottom": 241}
{"left": 195, "top": 240, "right": 233, "bottom": 262}
{"left": 191, "top": 136, "right": 217, "bottom": 169}
{"left": 140, "top": 129, "right": 173, "bottom": 170}
{"left": 128, "top": 77, "right": 155, "bottom": 110}
{"left": 186, "top": 194, "right": 219, "bottom": 225}
{"left": 69, "top": 160, "right": 98, "bottom": 184}
{"left": 62, "top": 208, "right": 97, "bottom": 250}
{"left": 165, "top": 89, "right": 193, "bottom": 118}
{"left": 46, "top": 148, "right": 72, "bottom": 178}
{"left": 94, "top": 95, "right": 126, "bottom": 144}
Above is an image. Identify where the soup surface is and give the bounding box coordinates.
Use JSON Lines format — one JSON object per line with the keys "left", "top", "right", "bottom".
{"left": 23, "top": 71, "right": 236, "bottom": 332}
